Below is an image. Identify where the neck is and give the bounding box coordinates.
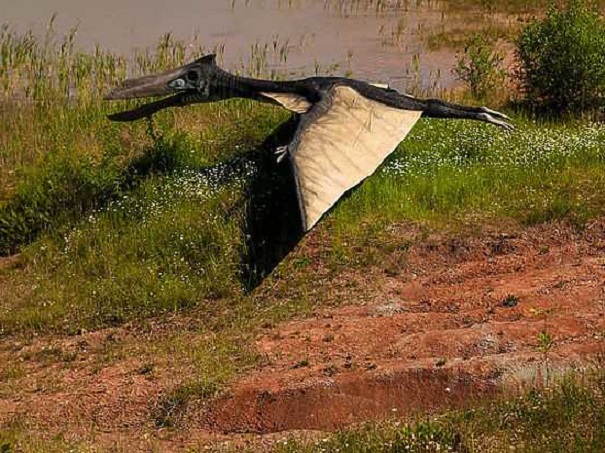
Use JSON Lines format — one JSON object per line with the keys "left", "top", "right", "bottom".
{"left": 213, "top": 68, "right": 301, "bottom": 101}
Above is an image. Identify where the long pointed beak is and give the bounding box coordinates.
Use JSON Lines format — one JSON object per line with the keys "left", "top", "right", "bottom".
{"left": 104, "top": 66, "right": 185, "bottom": 100}
{"left": 106, "top": 93, "right": 186, "bottom": 121}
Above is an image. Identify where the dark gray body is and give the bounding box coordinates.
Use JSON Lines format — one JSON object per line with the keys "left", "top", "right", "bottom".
{"left": 106, "top": 54, "right": 513, "bottom": 130}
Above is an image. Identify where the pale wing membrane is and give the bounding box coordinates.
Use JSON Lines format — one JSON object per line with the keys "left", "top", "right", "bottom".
{"left": 260, "top": 83, "right": 387, "bottom": 114}
{"left": 290, "top": 85, "right": 422, "bottom": 231}
{"left": 260, "top": 92, "right": 312, "bottom": 114}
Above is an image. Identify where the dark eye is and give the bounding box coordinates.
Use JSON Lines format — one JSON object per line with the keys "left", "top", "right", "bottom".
{"left": 169, "top": 78, "right": 186, "bottom": 89}
{"left": 186, "top": 70, "right": 199, "bottom": 82}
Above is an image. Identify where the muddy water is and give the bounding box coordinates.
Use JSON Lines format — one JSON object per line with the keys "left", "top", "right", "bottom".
{"left": 3, "top": 0, "right": 461, "bottom": 90}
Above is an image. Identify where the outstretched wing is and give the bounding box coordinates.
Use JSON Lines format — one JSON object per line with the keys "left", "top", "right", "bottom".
{"left": 289, "top": 85, "right": 422, "bottom": 231}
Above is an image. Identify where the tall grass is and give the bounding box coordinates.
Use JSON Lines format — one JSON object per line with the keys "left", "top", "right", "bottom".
{"left": 0, "top": 16, "right": 299, "bottom": 184}
{"left": 0, "top": 18, "right": 209, "bottom": 182}
{"left": 0, "top": 18, "right": 297, "bottom": 254}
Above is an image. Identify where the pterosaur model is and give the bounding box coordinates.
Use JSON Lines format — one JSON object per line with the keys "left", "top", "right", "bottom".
{"left": 106, "top": 54, "right": 513, "bottom": 231}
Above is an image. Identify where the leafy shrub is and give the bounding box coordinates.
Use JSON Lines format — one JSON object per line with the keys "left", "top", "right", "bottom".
{"left": 454, "top": 34, "right": 506, "bottom": 100}
{"left": 517, "top": 0, "right": 605, "bottom": 115}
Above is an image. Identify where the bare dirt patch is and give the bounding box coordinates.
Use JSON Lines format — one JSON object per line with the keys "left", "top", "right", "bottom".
{"left": 202, "top": 219, "right": 605, "bottom": 434}
{"left": 1, "top": 219, "right": 604, "bottom": 450}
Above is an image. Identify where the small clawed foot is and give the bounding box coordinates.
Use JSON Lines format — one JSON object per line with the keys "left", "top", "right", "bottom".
{"left": 275, "top": 145, "right": 289, "bottom": 163}
{"left": 479, "top": 112, "right": 515, "bottom": 131}
{"left": 492, "top": 117, "right": 515, "bottom": 131}
{"left": 481, "top": 106, "right": 511, "bottom": 121}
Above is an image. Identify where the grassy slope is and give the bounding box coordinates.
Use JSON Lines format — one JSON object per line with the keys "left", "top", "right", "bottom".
{"left": 3, "top": 112, "right": 605, "bottom": 334}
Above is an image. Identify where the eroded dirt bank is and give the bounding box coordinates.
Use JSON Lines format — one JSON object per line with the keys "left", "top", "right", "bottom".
{"left": 202, "top": 219, "right": 605, "bottom": 433}
{"left": 1, "top": 219, "right": 604, "bottom": 450}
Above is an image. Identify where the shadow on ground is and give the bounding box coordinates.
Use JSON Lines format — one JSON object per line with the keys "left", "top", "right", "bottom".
{"left": 0, "top": 115, "right": 305, "bottom": 291}
{"left": 237, "top": 116, "right": 304, "bottom": 290}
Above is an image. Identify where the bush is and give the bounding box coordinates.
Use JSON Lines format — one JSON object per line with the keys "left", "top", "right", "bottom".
{"left": 517, "top": 0, "right": 605, "bottom": 115}
{"left": 454, "top": 34, "right": 506, "bottom": 100}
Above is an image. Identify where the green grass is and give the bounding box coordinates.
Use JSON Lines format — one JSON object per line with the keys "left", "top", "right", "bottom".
{"left": 3, "top": 113, "right": 605, "bottom": 334}
{"left": 324, "top": 116, "right": 605, "bottom": 260}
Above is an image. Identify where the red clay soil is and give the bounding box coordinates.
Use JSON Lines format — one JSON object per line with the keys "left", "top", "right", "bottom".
{"left": 201, "top": 219, "right": 605, "bottom": 434}
{"left": 1, "top": 219, "right": 604, "bottom": 449}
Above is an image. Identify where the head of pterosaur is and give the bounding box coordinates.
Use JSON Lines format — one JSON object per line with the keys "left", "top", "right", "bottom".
{"left": 104, "top": 54, "right": 218, "bottom": 121}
